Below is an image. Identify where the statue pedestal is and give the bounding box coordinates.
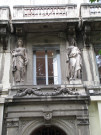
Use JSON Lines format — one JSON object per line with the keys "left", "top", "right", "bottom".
{"left": 70, "top": 79, "right": 82, "bottom": 85}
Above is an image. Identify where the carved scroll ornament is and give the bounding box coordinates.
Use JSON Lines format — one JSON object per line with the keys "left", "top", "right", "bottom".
{"left": 15, "top": 87, "right": 79, "bottom": 97}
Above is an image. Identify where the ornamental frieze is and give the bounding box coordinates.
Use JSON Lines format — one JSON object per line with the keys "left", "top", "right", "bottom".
{"left": 14, "top": 87, "right": 80, "bottom": 97}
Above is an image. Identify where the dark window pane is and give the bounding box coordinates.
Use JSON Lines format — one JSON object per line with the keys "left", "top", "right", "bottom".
{"left": 96, "top": 55, "right": 101, "bottom": 82}
{"left": 48, "top": 77, "right": 54, "bottom": 84}
{"left": 37, "top": 77, "right": 46, "bottom": 85}
{"left": 48, "top": 58, "right": 53, "bottom": 76}
{"left": 47, "top": 50, "right": 54, "bottom": 57}
{"left": 34, "top": 49, "right": 60, "bottom": 85}
{"left": 95, "top": 46, "right": 101, "bottom": 83}
{"left": 36, "top": 58, "right": 45, "bottom": 76}
{"left": 31, "top": 126, "right": 66, "bottom": 135}
{"left": 36, "top": 51, "right": 45, "bottom": 57}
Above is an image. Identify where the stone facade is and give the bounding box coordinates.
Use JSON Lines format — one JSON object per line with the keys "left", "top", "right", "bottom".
{"left": 0, "top": 1, "right": 101, "bottom": 135}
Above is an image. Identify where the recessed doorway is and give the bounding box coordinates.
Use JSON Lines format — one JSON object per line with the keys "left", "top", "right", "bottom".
{"left": 30, "top": 126, "right": 66, "bottom": 135}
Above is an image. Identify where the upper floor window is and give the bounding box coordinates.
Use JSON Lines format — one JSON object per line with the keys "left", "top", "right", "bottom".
{"left": 33, "top": 46, "right": 61, "bottom": 85}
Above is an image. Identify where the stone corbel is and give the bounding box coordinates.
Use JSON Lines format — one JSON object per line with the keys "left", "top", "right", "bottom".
{"left": 78, "top": 17, "right": 83, "bottom": 30}
{"left": 67, "top": 25, "right": 76, "bottom": 40}
{"left": 9, "top": 19, "right": 14, "bottom": 33}
{"left": 0, "top": 28, "right": 8, "bottom": 50}
{"left": 16, "top": 27, "right": 23, "bottom": 36}
{"left": 58, "top": 32, "right": 66, "bottom": 40}
{"left": 83, "top": 25, "right": 91, "bottom": 48}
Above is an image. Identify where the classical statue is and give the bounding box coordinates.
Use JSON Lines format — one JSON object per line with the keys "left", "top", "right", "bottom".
{"left": 11, "top": 39, "right": 28, "bottom": 82}
{"left": 66, "top": 39, "right": 82, "bottom": 80}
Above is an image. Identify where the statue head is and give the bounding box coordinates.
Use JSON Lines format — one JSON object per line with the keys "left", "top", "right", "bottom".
{"left": 17, "top": 39, "right": 23, "bottom": 47}
{"left": 69, "top": 38, "right": 77, "bottom": 46}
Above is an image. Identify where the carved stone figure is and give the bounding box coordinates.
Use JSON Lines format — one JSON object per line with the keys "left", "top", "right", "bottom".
{"left": 11, "top": 39, "right": 28, "bottom": 82}
{"left": 66, "top": 39, "right": 82, "bottom": 80}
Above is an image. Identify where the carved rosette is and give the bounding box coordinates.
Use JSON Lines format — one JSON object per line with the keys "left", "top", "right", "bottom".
{"left": 43, "top": 112, "right": 52, "bottom": 121}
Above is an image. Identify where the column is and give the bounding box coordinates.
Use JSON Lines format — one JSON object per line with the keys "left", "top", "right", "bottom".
{"left": 82, "top": 47, "right": 93, "bottom": 82}
{"left": 0, "top": 98, "right": 5, "bottom": 135}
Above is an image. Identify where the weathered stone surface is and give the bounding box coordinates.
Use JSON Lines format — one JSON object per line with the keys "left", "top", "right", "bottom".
{"left": 2, "top": 3, "right": 101, "bottom": 135}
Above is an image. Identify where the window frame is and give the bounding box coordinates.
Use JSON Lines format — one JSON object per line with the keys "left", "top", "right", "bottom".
{"left": 95, "top": 45, "right": 101, "bottom": 83}
{"left": 33, "top": 45, "right": 61, "bottom": 85}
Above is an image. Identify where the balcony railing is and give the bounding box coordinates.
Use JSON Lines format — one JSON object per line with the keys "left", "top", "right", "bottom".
{"left": 1, "top": 4, "right": 101, "bottom": 22}
{"left": 0, "top": 6, "right": 10, "bottom": 20}
{"left": 13, "top": 4, "right": 78, "bottom": 20}
{"left": 80, "top": 3, "right": 101, "bottom": 18}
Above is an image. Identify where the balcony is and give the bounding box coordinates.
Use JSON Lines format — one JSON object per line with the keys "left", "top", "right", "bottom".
{"left": 0, "top": 6, "right": 10, "bottom": 23}
{"left": 1, "top": 4, "right": 101, "bottom": 24}
{"left": 80, "top": 3, "right": 101, "bottom": 21}
{"left": 12, "top": 4, "right": 79, "bottom": 23}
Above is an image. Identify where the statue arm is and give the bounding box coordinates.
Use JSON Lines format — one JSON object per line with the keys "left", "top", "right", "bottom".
{"left": 69, "top": 53, "right": 77, "bottom": 58}
{"left": 66, "top": 53, "right": 69, "bottom": 63}
{"left": 24, "top": 49, "right": 28, "bottom": 65}
{"left": 11, "top": 50, "right": 16, "bottom": 56}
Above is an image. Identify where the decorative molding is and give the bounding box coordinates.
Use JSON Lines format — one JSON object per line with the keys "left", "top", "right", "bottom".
{"left": 68, "top": 120, "right": 75, "bottom": 126}
{"left": 7, "top": 121, "right": 19, "bottom": 128}
{"left": 0, "top": 28, "right": 6, "bottom": 35}
{"left": 59, "top": 118, "right": 76, "bottom": 127}
{"left": 77, "top": 119, "right": 89, "bottom": 125}
{"left": 43, "top": 112, "right": 52, "bottom": 121}
{"left": 13, "top": 5, "right": 77, "bottom": 20}
{"left": 15, "top": 87, "right": 79, "bottom": 97}
{"left": 19, "top": 120, "right": 32, "bottom": 131}
{"left": 88, "top": 89, "right": 101, "bottom": 96}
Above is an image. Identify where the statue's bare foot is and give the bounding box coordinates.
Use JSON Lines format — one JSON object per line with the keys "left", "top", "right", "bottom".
{"left": 21, "top": 79, "right": 24, "bottom": 82}
{"left": 16, "top": 80, "right": 20, "bottom": 82}
{"left": 70, "top": 78, "right": 75, "bottom": 80}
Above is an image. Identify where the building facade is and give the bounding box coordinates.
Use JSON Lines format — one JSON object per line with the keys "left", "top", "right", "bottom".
{"left": 0, "top": 0, "right": 101, "bottom": 135}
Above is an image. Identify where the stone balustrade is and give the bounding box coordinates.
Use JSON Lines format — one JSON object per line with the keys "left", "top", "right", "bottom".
{"left": 13, "top": 4, "right": 78, "bottom": 20}
{"left": 80, "top": 3, "right": 101, "bottom": 18}
{"left": 1, "top": 4, "right": 101, "bottom": 22}
{"left": 0, "top": 6, "right": 10, "bottom": 21}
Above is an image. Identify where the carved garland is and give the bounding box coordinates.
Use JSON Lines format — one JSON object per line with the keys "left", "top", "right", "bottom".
{"left": 15, "top": 87, "right": 79, "bottom": 97}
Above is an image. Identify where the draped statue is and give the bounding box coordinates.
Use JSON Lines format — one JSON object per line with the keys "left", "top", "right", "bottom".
{"left": 11, "top": 39, "right": 28, "bottom": 82}
{"left": 66, "top": 39, "right": 82, "bottom": 81}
